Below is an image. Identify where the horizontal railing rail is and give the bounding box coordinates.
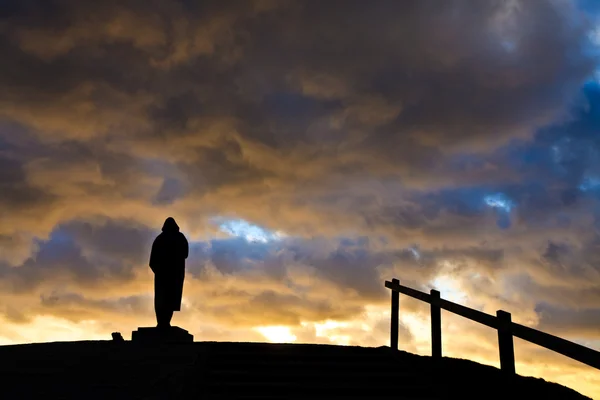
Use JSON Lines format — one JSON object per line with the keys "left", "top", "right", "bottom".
{"left": 385, "top": 278, "right": 600, "bottom": 374}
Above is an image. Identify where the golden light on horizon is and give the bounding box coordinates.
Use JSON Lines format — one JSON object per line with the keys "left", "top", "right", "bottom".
{"left": 254, "top": 326, "right": 297, "bottom": 343}
{"left": 1, "top": 0, "right": 600, "bottom": 398}
{"left": 0, "top": 303, "right": 599, "bottom": 398}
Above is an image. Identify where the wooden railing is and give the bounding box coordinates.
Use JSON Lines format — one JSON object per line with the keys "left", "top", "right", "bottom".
{"left": 385, "top": 278, "right": 600, "bottom": 374}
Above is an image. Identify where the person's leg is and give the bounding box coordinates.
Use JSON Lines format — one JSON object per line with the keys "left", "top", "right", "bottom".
{"left": 156, "top": 307, "right": 173, "bottom": 328}
{"left": 155, "top": 276, "right": 164, "bottom": 327}
{"left": 165, "top": 309, "right": 173, "bottom": 327}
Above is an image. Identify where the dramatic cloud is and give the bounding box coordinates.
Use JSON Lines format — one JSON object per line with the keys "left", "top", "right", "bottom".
{"left": 1, "top": 0, "right": 600, "bottom": 397}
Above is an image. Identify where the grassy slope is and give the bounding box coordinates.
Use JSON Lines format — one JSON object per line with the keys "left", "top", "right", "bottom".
{"left": 0, "top": 341, "right": 590, "bottom": 399}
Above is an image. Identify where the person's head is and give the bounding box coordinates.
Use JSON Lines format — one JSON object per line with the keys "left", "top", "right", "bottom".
{"left": 162, "top": 217, "right": 180, "bottom": 232}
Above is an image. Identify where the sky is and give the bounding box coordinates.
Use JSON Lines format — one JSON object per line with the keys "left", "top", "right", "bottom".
{"left": 1, "top": 0, "right": 600, "bottom": 397}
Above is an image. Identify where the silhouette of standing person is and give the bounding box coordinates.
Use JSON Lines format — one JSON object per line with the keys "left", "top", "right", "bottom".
{"left": 149, "top": 217, "right": 189, "bottom": 328}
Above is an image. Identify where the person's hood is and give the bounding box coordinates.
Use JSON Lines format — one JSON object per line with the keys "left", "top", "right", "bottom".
{"left": 162, "top": 217, "right": 180, "bottom": 232}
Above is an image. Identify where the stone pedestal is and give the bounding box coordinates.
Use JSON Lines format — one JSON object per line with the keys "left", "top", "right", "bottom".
{"left": 131, "top": 326, "right": 193, "bottom": 344}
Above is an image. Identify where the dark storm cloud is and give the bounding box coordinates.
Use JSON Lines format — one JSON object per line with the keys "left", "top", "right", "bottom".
{"left": 176, "top": 234, "right": 515, "bottom": 326}
{"left": 0, "top": 229, "right": 96, "bottom": 294}
{"left": 189, "top": 236, "right": 400, "bottom": 297}
{"left": 0, "top": 4, "right": 600, "bottom": 392}
{"left": 0, "top": 0, "right": 595, "bottom": 247}
{"left": 39, "top": 291, "right": 152, "bottom": 322}
{"left": 0, "top": 217, "right": 508, "bottom": 322}
{"left": 0, "top": 0, "right": 593, "bottom": 152}
{"left": 0, "top": 152, "right": 54, "bottom": 212}
{"left": 65, "top": 219, "right": 155, "bottom": 262}
{"left": 536, "top": 302, "right": 600, "bottom": 339}
{"left": 0, "top": 218, "right": 154, "bottom": 294}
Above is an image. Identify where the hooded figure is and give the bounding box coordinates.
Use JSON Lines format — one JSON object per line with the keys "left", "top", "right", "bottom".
{"left": 149, "top": 217, "right": 189, "bottom": 328}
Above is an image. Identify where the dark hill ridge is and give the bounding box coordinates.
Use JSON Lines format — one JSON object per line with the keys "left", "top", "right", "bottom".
{"left": 0, "top": 341, "right": 589, "bottom": 399}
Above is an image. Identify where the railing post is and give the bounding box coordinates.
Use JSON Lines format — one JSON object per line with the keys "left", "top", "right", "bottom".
{"left": 430, "top": 289, "right": 442, "bottom": 359}
{"left": 497, "top": 310, "right": 515, "bottom": 375}
{"left": 390, "top": 278, "right": 399, "bottom": 350}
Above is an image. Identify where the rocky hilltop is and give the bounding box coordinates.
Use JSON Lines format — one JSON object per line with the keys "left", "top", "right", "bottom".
{"left": 0, "top": 341, "right": 589, "bottom": 399}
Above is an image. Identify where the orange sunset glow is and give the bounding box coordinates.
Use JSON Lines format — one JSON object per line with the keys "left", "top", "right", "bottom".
{"left": 1, "top": 0, "right": 600, "bottom": 398}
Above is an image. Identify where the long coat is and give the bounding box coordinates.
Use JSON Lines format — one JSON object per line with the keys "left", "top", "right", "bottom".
{"left": 149, "top": 219, "right": 189, "bottom": 311}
